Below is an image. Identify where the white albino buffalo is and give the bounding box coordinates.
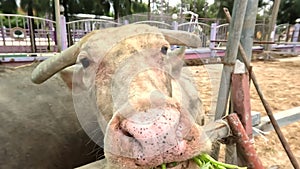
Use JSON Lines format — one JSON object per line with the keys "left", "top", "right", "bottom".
{"left": 31, "top": 24, "right": 211, "bottom": 169}
{"left": 0, "top": 65, "right": 101, "bottom": 169}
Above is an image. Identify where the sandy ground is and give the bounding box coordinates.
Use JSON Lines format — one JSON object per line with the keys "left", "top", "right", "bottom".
{"left": 185, "top": 57, "right": 300, "bottom": 168}
{"left": 250, "top": 59, "right": 300, "bottom": 169}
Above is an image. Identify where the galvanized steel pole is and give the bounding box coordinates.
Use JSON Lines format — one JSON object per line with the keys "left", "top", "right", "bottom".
{"left": 238, "top": 0, "right": 259, "bottom": 61}
{"left": 212, "top": 0, "right": 248, "bottom": 161}
{"left": 214, "top": 0, "right": 248, "bottom": 121}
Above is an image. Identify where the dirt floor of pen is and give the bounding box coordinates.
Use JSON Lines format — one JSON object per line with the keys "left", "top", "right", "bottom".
{"left": 187, "top": 56, "right": 300, "bottom": 169}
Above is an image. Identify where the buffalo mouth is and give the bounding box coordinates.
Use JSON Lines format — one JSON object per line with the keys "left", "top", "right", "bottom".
{"left": 152, "top": 160, "right": 198, "bottom": 169}
{"left": 104, "top": 105, "right": 210, "bottom": 168}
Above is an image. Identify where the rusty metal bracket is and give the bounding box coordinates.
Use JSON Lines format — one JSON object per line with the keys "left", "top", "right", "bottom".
{"left": 226, "top": 113, "right": 264, "bottom": 169}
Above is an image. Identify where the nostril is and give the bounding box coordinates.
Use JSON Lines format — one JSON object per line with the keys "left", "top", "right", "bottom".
{"left": 120, "top": 127, "right": 134, "bottom": 138}
{"left": 166, "top": 162, "right": 178, "bottom": 168}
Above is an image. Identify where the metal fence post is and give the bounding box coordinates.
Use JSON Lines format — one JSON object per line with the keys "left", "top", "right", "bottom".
{"left": 210, "top": 23, "right": 217, "bottom": 57}
{"left": 212, "top": 0, "right": 248, "bottom": 162}
{"left": 29, "top": 17, "right": 36, "bottom": 53}
{"left": 124, "top": 20, "right": 129, "bottom": 25}
{"left": 172, "top": 21, "right": 178, "bottom": 30}
{"left": 54, "top": 0, "right": 62, "bottom": 52}
{"left": 210, "top": 23, "right": 217, "bottom": 49}
{"left": 239, "top": 0, "right": 258, "bottom": 62}
{"left": 1, "top": 26, "right": 6, "bottom": 46}
{"left": 234, "top": 2, "right": 259, "bottom": 165}
{"left": 266, "top": 0, "right": 281, "bottom": 51}
{"left": 60, "top": 15, "right": 67, "bottom": 50}
{"left": 270, "top": 24, "right": 276, "bottom": 42}
{"left": 292, "top": 22, "right": 300, "bottom": 42}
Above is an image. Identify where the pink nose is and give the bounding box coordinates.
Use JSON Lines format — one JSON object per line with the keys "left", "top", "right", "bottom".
{"left": 104, "top": 106, "right": 196, "bottom": 166}
{"left": 121, "top": 109, "right": 180, "bottom": 155}
{"left": 119, "top": 107, "right": 188, "bottom": 158}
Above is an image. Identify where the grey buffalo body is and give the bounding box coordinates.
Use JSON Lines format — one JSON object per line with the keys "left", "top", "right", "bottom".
{"left": 0, "top": 65, "right": 102, "bottom": 169}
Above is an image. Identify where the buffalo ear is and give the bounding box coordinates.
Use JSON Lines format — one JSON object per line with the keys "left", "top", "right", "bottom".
{"left": 59, "top": 66, "right": 76, "bottom": 89}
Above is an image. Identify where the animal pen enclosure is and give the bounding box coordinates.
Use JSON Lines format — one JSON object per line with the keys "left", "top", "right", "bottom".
{"left": 1, "top": 0, "right": 300, "bottom": 169}
{"left": 74, "top": 1, "right": 300, "bottom": 169}
{"left": 207, "top": 1, "right": 300, "bottom": 169}
{"left": 207, "top": 1, "right": 299, "bottom": 168}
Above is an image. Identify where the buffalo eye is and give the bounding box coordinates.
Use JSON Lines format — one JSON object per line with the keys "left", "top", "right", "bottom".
{"left": 80, "top": 57, "right": 90, "bottom": 68}
{"left": 161, "top": 46, "right": 168, "bottom": 55}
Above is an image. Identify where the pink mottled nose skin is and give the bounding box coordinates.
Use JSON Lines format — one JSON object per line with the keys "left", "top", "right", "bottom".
{"left": 104, "top": 104, "right": 195, "bottom": 166}
{"left": 120, "top": 107, "right": 186, "bottom": 158}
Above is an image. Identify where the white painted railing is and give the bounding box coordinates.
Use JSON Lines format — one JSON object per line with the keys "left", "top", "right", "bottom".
{"left": 0, "top": 13, "right": 299, "bottom": 53}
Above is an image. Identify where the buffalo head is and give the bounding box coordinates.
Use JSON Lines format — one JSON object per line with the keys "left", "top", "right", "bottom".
{"left": 31, "top": 24, "right": 211, "bottom": 169}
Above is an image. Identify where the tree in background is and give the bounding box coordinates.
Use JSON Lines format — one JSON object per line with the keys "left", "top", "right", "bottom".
{"left": 75, "top": 0, "right": 110, "bottom": 16}
{"left": 277, "top": 0, "right": 300, "bottom": 24}
{"left": 0, "top": 0, "right": 18, "bottom": 14}
{"left": 182, "top": 0, "right": 210, "bottom": 17}
{"left": 8, "top": 0, "right": 298, "bottom": 25}
{"left": 112, "top": 0, "right": 132, "bottom": 20}
{"left": 20, "top": 0, "right": 51, "bottom": 17}
{"left": 208, "top": 0, "right": 271, "bottom": 21}
{"left": 213, "top": 0, "right": 234, "bottom": 19}
{"left": 112, "top": 0, "right": 120, "bottom": 20}
{"left": 0, "top": 0, "right": 20, "bottom": 28}
{"left": 169, "top": 0, "right": 233, "bottom": 21}
{"left": 258, "top": 0, "right": 300, "bottom": 24}
{"left": 94, "top": 0, "right": 110, "bottom": 16}
{"left": 132, "top": 0, "right": 148, "bottom": 13}
{"left": 65, "top": 0, "right": 81, "bottom": 15}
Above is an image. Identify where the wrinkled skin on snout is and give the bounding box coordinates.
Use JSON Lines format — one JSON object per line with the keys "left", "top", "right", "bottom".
{"left": 31, "top": 24, "right": 211, "bottom": 169}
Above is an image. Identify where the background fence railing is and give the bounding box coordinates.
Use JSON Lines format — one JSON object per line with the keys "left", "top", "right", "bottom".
{"left": 0, "top": 13, "right": 299, "bottom": 53}
{"left": 0, "top": 14, "right": 57, "bottom": 53}
{"left": 66, "top": 19, "right": 121, "bottom": 45}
